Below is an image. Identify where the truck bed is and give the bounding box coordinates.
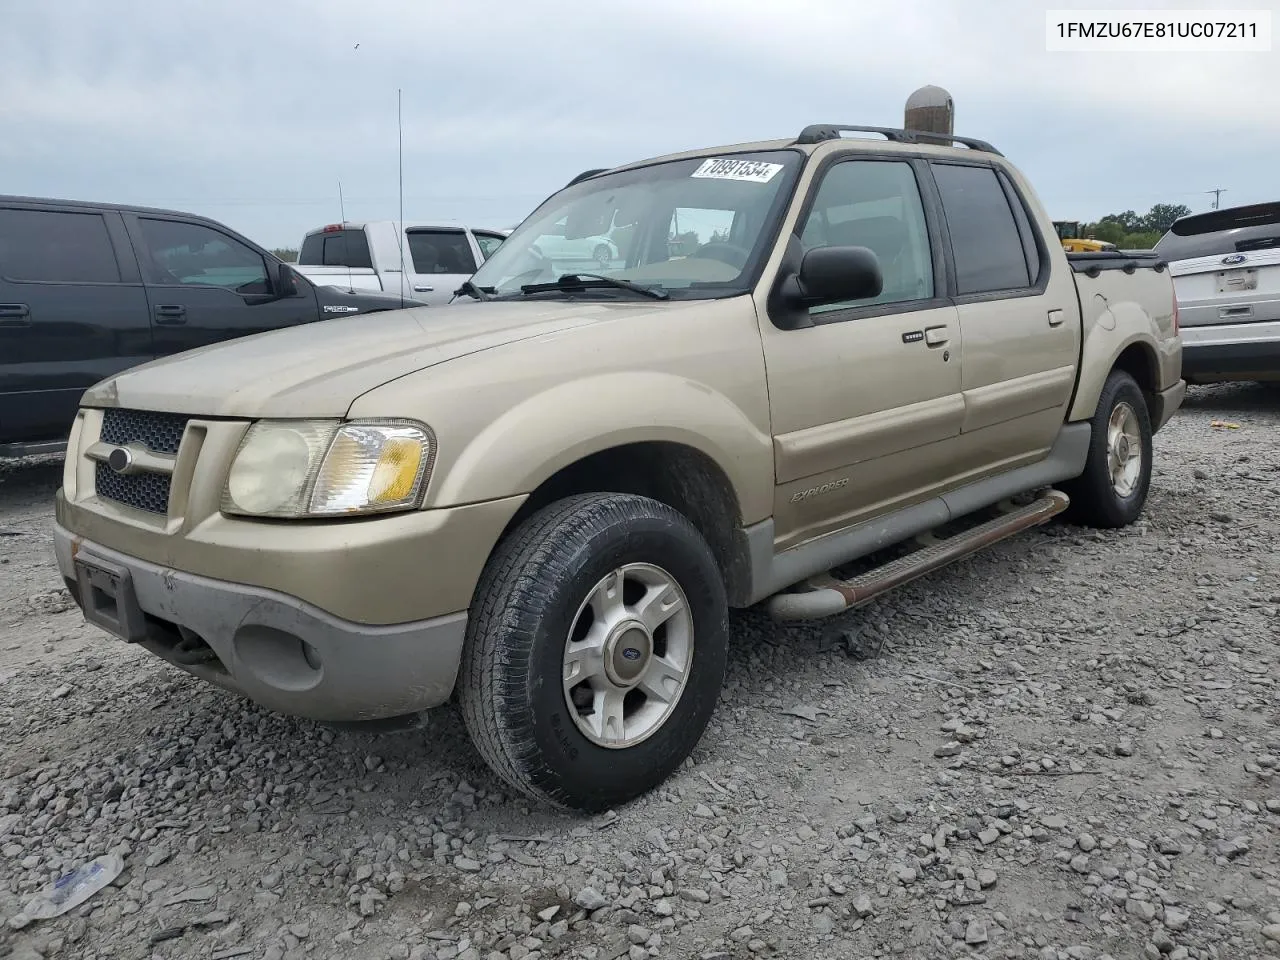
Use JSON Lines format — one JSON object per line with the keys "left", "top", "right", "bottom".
{"left": 294, "top": 265, "right": 383, "bottom": 293}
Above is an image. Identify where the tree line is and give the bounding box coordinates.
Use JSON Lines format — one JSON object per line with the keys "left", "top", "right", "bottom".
{"left": 1083, "top": 203, "right": 1192, "bottom": 249}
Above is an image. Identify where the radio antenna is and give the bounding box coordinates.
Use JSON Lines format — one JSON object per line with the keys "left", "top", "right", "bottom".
{"left": 397, "top": 88, "right": 406, "bottom": 308}
{"left": 337, "top": 179, "right": 355, "bottom": 295}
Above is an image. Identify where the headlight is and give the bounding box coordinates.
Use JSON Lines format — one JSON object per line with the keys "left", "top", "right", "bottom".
{"left": 222, "top": 419, "right": 433, "bottom": 519}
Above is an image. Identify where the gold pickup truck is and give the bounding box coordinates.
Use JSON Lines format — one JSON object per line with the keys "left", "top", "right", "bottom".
{"left": 54, "top": 124, "right": 1184, "bottom": 811}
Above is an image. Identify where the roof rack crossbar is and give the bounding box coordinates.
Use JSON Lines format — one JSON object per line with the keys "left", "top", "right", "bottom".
{"left": 794, "top": 124, "right": 1003, "bottom": 156}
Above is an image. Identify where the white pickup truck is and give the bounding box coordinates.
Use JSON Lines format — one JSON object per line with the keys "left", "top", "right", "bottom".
{"left": 294, "top": 222, "right": 509, "bottom": 306}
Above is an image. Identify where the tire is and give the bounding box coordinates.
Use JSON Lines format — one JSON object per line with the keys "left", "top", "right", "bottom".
{"left": 1061, "top": 370, "right": 1153, "bottom": 528}
{"left": 459, "top": 493, "right": 729, "bottom": 811}
{"left": 593, "top": 243, "right": 613, "bottom": 265}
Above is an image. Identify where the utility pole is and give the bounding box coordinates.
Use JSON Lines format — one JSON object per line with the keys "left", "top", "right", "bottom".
{"left": 1206, "top": 188, "right": 1227, "bottom": 210}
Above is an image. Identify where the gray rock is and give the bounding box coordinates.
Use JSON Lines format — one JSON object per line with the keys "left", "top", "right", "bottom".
{"left": 453, "top": 857, "right": 482, "bottom": 872}
{"left": 965, "top": 920, "right": 988, "bottom": 945}
{"left": 1127, "top": 899, "right": 1158, "bottom": 921}
{"left": 1116, "top": 738, "right": 1135, "bottom": 757}
{"left": 978, "top": 828, "right": 1001, "bottom": 846}
{"left": 575, "top": 887, "right": 609, "bottom": 911}
{"left": 978, "top": 869, "right": 998, "bottom": 889}
{"left": 853, "top": 894, "right": 874, "bottom": 918}
{"left": 1042, "top": 815, "right": 1068, "bottom": 831}
{"left": 934, "top": 742, "right": 963, "bottom": 758}
{"left": 680, "top": 888, "right": 711, "bottom": 904}
{"left": 1163, "top": 907, "right": 1190, "bottom": 931}
{"left": 1077, "top": 834, "right": 1097, "bottom": 852}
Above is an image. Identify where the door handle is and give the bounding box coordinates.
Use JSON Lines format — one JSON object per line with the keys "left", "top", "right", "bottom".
{"left": 153, "top": 305, "right": 187, "bottom": 325}
{"left": 924, "top": 325, "right": 949, "bottom": 347}
{"left": 413, "top": 285, "right": 434, "bottom": 293}
{"left": 0, "top": 303, "right": 31, "bottom": 328}
{"left": 1048, "top": 309, "right": 1065, "bottom": 327}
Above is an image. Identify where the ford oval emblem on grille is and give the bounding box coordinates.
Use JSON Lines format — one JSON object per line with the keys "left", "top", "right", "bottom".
{"left": 1222, "top": 254, "right": 1247, "bottom": 265}
{"left": 107, "top": 446, "right": 134, "bottom": 474}
{"left": 621, "top": 647, "right": 642, "bottom": 661}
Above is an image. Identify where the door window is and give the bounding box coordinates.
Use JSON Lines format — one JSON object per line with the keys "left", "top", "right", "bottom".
{"left": 138, "top": 219, "right": 270, "bottom": 294}
{"left": 0, "top": 209, "right": 121, "bottom": 283}
{"left": 931, "top": 164, "right": 1031, "bottom": 295}
{"left": 407, "top": 229, "right": 477, "bottom": 274}
{"left": 798, "top": 160, "right": 934, "bottom": 313}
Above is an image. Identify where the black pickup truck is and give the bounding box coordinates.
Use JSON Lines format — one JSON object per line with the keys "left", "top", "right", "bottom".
{"left": 0, "top": 196, "right": 417, "bottom": 457}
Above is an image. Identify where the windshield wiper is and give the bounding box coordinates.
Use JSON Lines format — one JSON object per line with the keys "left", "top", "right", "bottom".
{"left": 454, "top": 279, "right": 494, "bottom": 301}
{"left": 519, "top": 273, "right": 669, "bottom": 300}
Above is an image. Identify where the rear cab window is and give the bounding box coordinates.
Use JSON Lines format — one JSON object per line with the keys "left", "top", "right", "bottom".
{"left": 298, "top": 229, "right": 374, "bottom": 269}
{"left": 0, "top": 208, "right": 122, "bottom": 283}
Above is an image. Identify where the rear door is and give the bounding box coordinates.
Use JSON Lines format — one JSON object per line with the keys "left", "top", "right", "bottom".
{"left": 929, "top": 161, "right": 1079, "bottom": 475}
{"left": 126, "top": 215, "right": 319, "bottom": 356}
{"left": 0, "top": 205, "right": 152, "bottom": 443}
{"left": 405, "top": 228, "right": 478, "bottom": 305}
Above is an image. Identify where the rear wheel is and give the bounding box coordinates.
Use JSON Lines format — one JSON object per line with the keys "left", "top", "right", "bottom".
{"left": 593, "top": 243, "right": 613, "bottom": 265}
{"left": 1062, "top": 370, "right": 1153, "bottom": 528}
{"left": 459, "top": 493, "right": 728, "bottom": 811}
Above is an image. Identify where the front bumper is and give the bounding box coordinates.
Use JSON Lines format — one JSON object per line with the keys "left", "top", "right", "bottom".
{"left": 1179, "top": 321, "right": 1280, "bottom": 383}
{"left": 55, "top": 526, "right": 467, "bottom": 722}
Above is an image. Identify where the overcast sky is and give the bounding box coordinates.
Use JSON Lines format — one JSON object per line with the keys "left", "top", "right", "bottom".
{"left": 3, "top": 0, "right": 1276, "bottom": 248}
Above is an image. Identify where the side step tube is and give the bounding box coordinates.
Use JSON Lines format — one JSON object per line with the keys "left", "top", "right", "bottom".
{"left": 766, "top": 490, "right": 1070, "bottom": 621}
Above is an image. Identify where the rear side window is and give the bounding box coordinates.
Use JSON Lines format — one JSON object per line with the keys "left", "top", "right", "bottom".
{"left": 932, "top": 164, "right": 1031, "bottom": 295}
{"left": 407, "top": 229, "right": 477, "bottom": 274}
{"left": 298, "top": 230, "right": 374, "bottom": 268}
{"left": 0, "top": 208, "right": 121, "bottom": 283}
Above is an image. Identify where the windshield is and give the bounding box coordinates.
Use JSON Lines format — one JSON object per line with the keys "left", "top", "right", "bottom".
{"left": 469, "top": 151, "right": 802, "bottom": 299}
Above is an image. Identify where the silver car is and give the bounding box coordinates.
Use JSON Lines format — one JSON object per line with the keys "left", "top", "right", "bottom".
{"left": 1156, "top": 203, "right": 1280, "bottom": 384}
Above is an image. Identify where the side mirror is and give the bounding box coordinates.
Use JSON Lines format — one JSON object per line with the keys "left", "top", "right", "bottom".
{"left": 791, "top": 245, "right": 882, "bottom": 307}
{"left": 271, "top": 261, "right": 298, "bottom": 298}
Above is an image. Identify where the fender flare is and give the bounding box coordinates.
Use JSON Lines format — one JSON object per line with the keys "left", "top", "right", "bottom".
{"left": 425, "top": 371, "right": 774, "bottom": 524}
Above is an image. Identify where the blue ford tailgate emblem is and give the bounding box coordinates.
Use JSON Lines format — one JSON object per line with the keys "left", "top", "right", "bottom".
{"left": 1222, "top": 254, "right": 1247, "bottom": 265}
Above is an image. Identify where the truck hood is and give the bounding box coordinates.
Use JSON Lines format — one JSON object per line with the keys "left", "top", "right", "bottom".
{"left": 81, "top": 303, "right": 608, "bottom": 418}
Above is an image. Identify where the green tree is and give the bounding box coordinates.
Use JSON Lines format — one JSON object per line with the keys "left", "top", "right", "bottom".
{"left": 1139, "top": 203, "right": 1191, "bottom": 233}
{"left": 271, "top": 247, "right": 298, "bottom": 262}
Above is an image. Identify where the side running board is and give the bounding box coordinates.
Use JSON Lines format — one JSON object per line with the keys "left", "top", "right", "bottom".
{"left": 766, "top": 490, "right": 1070, "bottom": 621}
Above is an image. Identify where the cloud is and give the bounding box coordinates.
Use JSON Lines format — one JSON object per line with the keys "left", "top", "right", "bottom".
{"left": 2, "top": 0, "right": 1276, "bottom": 244}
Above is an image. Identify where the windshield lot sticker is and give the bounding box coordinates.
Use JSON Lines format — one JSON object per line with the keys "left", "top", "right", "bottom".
{"left": 691, "top": 158, "right": 784, "bottom": 183}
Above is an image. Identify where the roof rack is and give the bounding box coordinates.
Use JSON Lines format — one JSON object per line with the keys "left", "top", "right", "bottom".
{"left": 794, "top": 124, "right": 1002, "bottom": 156}
{"left": 565, "top": 168, "right": 610, "bottom": 187}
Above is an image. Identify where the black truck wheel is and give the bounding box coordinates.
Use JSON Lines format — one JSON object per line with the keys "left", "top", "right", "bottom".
{"left": 1062, "top": 370, "right": 1153, "bottom": 528}
{"left": 459, "top": 493, "right": 728, "bottom": 811}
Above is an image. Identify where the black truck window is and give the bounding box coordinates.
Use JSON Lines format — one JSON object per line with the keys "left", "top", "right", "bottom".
{"left": 0, "top": 208, "right": 121, "bottom": 283}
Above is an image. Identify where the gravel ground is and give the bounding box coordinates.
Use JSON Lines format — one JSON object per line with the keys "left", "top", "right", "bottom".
{"left": 1, "top": 383, "right": 1278, "bottom": 960}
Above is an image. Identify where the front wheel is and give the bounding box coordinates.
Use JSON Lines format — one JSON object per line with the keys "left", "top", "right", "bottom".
{"left": 459, "top": 493, "right": 728, "bottom": 811}
{"left": 1061, "top": 370, "right": 1153, "bottom": 528}
{"left": 592, "top": 243, "right": 613, "bottom": 265}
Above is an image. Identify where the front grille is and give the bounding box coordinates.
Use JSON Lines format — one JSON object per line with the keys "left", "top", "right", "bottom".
{"left": 94, "top": 463, "right": 173, "bottom": 514}
{"left": 101, "top": 409, "right": 190, "bottom": 455}
{"left": 94, "top": 408, "right": 191, "bottom": 515}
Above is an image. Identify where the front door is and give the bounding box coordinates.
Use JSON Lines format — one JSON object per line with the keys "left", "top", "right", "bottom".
{"left": 928, "top": 162, "right": 1080, "bottom": 475}
{"left": 405, "top": 228, "right": 479, "bottom": 305}
{"left": 759, "top": 156, "right": 965, "bottom": 550}
{"left": 127, "top": 215, "right": 318, "bottom": 356}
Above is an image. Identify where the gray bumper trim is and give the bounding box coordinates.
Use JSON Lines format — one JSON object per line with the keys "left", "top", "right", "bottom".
{"left": 54, "top": 524, "right": 467, "bottom": 722}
